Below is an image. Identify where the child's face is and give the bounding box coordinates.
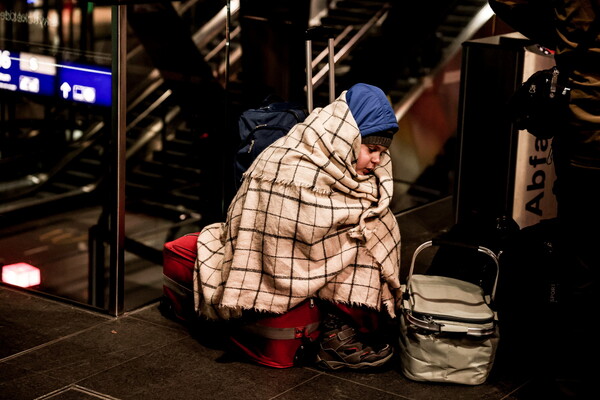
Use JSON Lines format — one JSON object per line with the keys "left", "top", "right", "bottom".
{"left": 356, "top": 144, "right": 388, "bottom": 175}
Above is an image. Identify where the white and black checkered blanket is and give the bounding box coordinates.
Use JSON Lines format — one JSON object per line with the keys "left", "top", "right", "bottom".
{"left": 193, "top": 91, "right": 401, "bottom": 320}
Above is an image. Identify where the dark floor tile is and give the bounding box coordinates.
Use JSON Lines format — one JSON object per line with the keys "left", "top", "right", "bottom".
{"left": 0, "top": 362, "right": 69, "bottom": 400}
{"left": 125, "top": 301, "right": 190, "bottom": 335}
{"left": 301, "top": 361, "right": 521, "bottom": 400}
{"left": 273, "top": 372, "right": 406, "bottom": 399}
{"left": 506, "top": 376, "right": 595, "bottom": 400}
{"left": 77, "top": 336, "right": 322, "bottom": 400}
{"left": 127, "top": 302, "right": 235, "bottom": 352}
{"left": 0, "top": 286, "right": 109, "bottom": 360}
{"left": 36, "top": 385, "right": 123, "bottom": 400}
{"left": 4, "top": 316, "right": 188, "bottom": 384}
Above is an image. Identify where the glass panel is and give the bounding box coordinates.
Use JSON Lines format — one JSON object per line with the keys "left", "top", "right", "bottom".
{"left": 0, "top": 0, "right": 235, "bottom": 314}
{"left": 0, "top": 1, "right": 113, "bottom": 310}
{"left": 120, "top": 1, "right": 232, "bottom": 311}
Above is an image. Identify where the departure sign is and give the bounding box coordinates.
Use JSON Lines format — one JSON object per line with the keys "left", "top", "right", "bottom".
{"left": 0, "top": 49, "right": 112, "bottom": 107}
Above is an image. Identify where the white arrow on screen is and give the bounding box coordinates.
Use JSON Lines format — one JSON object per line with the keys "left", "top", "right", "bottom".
{"left": 60, "top": 82, "right": 71, "bottom": 98}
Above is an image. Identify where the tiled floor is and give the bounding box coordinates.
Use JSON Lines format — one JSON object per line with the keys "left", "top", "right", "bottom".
{"left": 0, "top": 198, "right": 572, "bottom": 400}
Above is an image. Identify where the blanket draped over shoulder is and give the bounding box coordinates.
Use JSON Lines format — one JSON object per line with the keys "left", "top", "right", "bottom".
{"left": 193, "top": 91, "right": 401, "bottom": 320}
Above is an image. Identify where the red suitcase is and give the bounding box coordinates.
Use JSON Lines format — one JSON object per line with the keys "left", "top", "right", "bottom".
{"left": 230, "top": 299, "right": 321, "bottom": 368}
{"left": 162, "top": 232, "right": 198, "bottom": 322}
{"left": 161, "top": 231, "right": 322, "bottom": 368}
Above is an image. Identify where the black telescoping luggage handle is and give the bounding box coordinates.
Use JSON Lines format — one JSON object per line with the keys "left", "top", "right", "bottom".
{"left": 406, "top": 239, "right": 500, "bottom": 302}
{"left": 305, "top": 26, "right": 336, "bottom": 113}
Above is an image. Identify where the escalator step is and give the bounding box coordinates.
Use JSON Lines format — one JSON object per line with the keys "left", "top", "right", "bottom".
{"left": 55, "top": 170, "right": 97, "bottom": 187}
{"left": 79, "top": 157, "right": 102, "bottom": 167}
{"left": 48, "top": 182, "right": 79, "bottom": 192}
{"left": 137, "top": 159, "right": 203, "bottom": 182}
{"left": 445, "top": 13, "right": 473, "bottom": 25}
{"left": 452, "top": 3, "right": 486, "bottom": 17}
{"left": 326, "top": 9, "right": 377, "bottom": 23}
{"left": 334, "top": 0, "right": 389, "bottom": 11}
{"left": 126, "top": 199, "right": 201, "bottom": 222}
{"left": 162, "top": 138, "right": 196, "bottom": 154}
{"left": 153, "top": 149, "right": 198, "bottom": 166}
{"left": 174, "top": 128, "right": 199, "bottom": 142}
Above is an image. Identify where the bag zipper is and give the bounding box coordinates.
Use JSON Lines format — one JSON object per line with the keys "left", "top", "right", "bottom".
{"left": 549, "top": 67, "right": 559, "bottom": 99}
{"left": 413, "top": 311, "right": 494, "bottom": 325}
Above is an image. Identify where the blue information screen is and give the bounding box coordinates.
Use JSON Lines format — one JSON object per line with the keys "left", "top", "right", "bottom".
{"left": 0, "top": 49, "right": 112, "bottom": 107}
{"left": 58, "top": 62, "right": 112, "bottom": 107}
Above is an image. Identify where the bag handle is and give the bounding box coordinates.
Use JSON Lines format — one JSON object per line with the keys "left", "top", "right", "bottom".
{"left": 406, "top": 240, "right": 500, "bottom": 302}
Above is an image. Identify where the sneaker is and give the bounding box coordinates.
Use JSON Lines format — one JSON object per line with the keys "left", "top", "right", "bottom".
{"left": 315, "top": 324, "right": 393, "bottom": 370}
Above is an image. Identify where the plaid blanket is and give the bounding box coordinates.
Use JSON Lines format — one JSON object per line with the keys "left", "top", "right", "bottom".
{"left": 193, "top": 91, "right": 401, "bottom": 320}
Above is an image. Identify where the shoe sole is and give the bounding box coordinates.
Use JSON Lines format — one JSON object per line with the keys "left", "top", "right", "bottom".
{"left": 315, "top": 351, "right": 393, "bottom": 370}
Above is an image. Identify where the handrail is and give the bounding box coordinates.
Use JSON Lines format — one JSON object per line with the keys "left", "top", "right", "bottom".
{"left": 192, "top": 0, "right": 240, "bottom": 49}
{"left": 125, "top": 105, "right": 181, "bottom": 159}
{"left": 127, "top": 1, "right": 240, "bottom": 111}
{"left": 126, "top": 89, "right": 173, "bottom": 131}
{"left": 393, "top": 3, "right": 494, "bottom": 121}
{"left": 310, "top": 6, "right": 389, "bottom": 90}
{"left": 311, "top": 25, "right": 353, "bottom": 69}
{"left": 205, "top": 26, "right": 241, "bottom": 62}
{"left": 0, "top": 120, "right": 105, "bottom": 206}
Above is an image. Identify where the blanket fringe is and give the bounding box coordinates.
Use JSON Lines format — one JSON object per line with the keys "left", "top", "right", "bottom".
{"left": 243, "top": 173, "right": 334, "bottom": 196}
{"left": 199, "top": 296, "right": 398, "bottom": 321}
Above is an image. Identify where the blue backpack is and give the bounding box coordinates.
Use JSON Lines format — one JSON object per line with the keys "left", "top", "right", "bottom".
{"left": 234, "top": 100, "right": 307, "bottom": 189}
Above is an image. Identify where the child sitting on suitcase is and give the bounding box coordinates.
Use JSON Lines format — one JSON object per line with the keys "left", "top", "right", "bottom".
{"left": 193, "top": 83, "right": 401, "bottom": 370}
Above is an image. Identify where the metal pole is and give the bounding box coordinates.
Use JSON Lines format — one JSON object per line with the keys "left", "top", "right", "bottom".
{"left": 328, "top": 37, "right": 335, "bottom": 103}
{"left": 109, "top": 3, "right": 126, "bottom": 316}
{"left": 225, "top": 0, "right": 231, "bottom": 89}
{"left": 305, "top": 39, "right": 313, "bottom": 113}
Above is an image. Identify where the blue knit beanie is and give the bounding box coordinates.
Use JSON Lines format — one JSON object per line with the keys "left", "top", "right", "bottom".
{"left": 346, "top": 83, "right": 398, "bottom": 147}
